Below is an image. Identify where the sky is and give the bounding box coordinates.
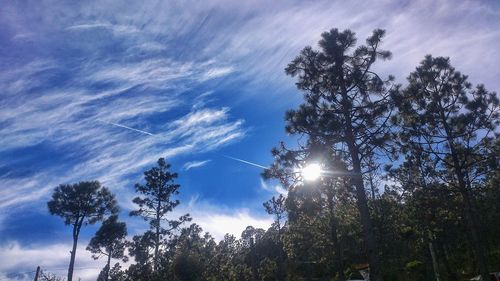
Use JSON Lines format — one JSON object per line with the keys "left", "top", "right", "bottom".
{"left": 1, "top": 0, "right": 499, "bottom": 280}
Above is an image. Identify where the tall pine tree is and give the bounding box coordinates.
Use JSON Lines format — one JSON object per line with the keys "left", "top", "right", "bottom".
{"left": 130, "top": 158, "right": 191, "bottom": 272}
{"left": 392, "top": 55, "right": 499, "bottom": 280}
{"left": 87, "top": 215, "right": 128, "bottom": 281}
{"left": 48, "top": 181, "right": 118, "bottom": 281}
{"left": 268, "top": 28, "right": 395, "bottom": 281}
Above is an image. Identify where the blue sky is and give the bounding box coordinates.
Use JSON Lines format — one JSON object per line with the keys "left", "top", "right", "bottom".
{"left": 1, "top": 0, "right": 499, "bottom": 280}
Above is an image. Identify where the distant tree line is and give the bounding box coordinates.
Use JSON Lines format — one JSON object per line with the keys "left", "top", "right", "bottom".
{"left": 47, "top": 27, "right": 499, "bottom": 281}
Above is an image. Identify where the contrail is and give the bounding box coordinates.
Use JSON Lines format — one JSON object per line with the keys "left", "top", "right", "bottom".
{"left": 223, "top": 155, "right": 268, "bottom": 169}
{"left": 97, "top": 119, "right": 154, "bottom": 136}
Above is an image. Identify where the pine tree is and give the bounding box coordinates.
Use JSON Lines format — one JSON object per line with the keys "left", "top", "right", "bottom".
{"left": 263, "top": 194, "right": 286, "bottom": 238}
{"left": 87, "top": 215, "right": 128, "bottom": 281}
{"left": 267, "top": 28, "right": 396, "bottom": 281}
{"left": 392, "top": 55, "right": 499, "bottom": 280}
{"left": 130, "top": 158, "right": 191, "bottom": 272}
{"left": 47, "top": 181, "right": 118, "bottom": 281}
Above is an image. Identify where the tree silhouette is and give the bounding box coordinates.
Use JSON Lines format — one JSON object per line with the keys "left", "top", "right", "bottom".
{"left": 126, "top": 231, "right": 156, "bottom": 281}
{"left": 47, "top": 181, "right": 118, "bottom": 281}
{"left": 130, "top": 158, "right": 191, "bottom": 272}
{"left": 268, "top": 28, "right": 395, "bottom": 281}
{"left": 263, "top": 194, "right": 286, "bottom": 238}
{"left": 392, "top": 55, "right": 499, "bottom": 280}
{"left": 87, "top": 215, "right": 128, "bottom": 281}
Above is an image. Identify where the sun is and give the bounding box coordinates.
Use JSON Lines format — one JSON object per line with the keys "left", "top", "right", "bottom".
{"left": 301, "top": 163, "right": 322, "bottom": 181}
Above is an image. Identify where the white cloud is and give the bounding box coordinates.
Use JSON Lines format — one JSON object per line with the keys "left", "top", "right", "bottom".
{"left": 182, "top": 197, "right": 272, "bottom": 240}
{"left": 119, "top": 195, "right": 272, "bottom": 242}
{"left": 172, "top": 108, "right": 230, "bottom": 130}
{"left": 87, "top": 59, "right": 194, "bottom": 88}
{"left": 0, "top": 241, "right": 102, "bottom": 281}
{"left": 129, "top": 42, "right": 167, "bottom": 52}
{"left": 195, "top": 209, "right": 272, "bottom": 240}
{"left": 0, "top": 176, "right": 54, "bottom": 210}
{"left": 183, "top": 160, "right": 211, "bottom": 171}
{"left": 200, "top": 66, "right": 234, "bottom": 81}
{"left": 0, "top": 59, "right": 56, "bottom": 95}
{"left": 66, "top": 22, "right": 140, "bottom": 35}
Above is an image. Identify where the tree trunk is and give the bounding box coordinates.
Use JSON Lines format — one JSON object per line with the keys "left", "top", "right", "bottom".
{"left": 154, "top": 200, "right": 161, "bottom": 272}
{"left": 428, "top": 239, "right": 441, "bottom": 281}
{"left": 154, "top": 226, "right": 160, "bottom": 271}
{"left": 337, "top": 58, "right": 382, "bottom": 280}
{"left": 345, "top": 128, "right": 381, "bottom": 280}
{"left": 461, "top": 187, "right": 489, "bottom": 280}
{"left": 327, "top": 188, "right": 345, "bottom": 281}
{"left": 276, "top": 215, "right": 281, "bottom": 240}
{"left": 437, "top": 240, "right": 458, "bottom": 281}
{"left": 105, "top": 251, "right": 112, "bottom": 281}
{"left": 68, "top": 237, "right": 77, "bottom": 281}
{"left": 68, "top": 220, "right": 82, "bottom": 281}
{"left": 34, "top": 266, "right": 40, "bottom": 281}
{"left": 438, "top": 105, "right": 490, "bottom": 281}
{"left": 369, "top": 172, "right": 376, "bottom": 200}
{"left": 351, "top": 158, "right": 382, "bottom": 281}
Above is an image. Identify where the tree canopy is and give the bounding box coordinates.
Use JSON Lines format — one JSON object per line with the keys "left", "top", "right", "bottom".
{"left": 129, "top": 158, "right": 191, "bottom": 276}
{"left": 48, "top": 181, "right": 118, "bottom": 281}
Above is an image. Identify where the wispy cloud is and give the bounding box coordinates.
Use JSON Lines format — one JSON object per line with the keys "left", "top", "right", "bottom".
{"left": 0, "top": 105, "right": 244, "bottom": 210}
{"left": 0, "top": 33, "right": 243, "bottom": 212}
{"left": 2, "top": 0, "right": 497, "bottom": 223}
{"left": 199, "top": 0, "right": 500, "bottom": 93}
{"left": 200, "top": 66, "right": 234, "bottom": 81}
{"left": 183, "top": 160, "right": 211, "bottom": 171}
{"left": 66, "top": 22, "right": 141, "bottom": 35}
{"left": 260, "top": 178, "right": 287, "bottom": 195}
